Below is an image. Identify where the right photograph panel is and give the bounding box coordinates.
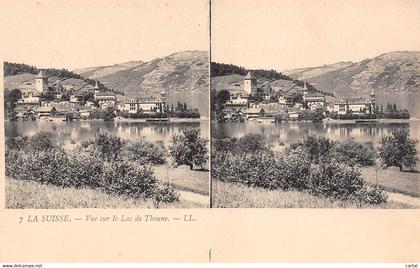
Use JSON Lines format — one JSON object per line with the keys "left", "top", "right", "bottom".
{"left": 210, "top": 0, "right": 420, "bottom": 208}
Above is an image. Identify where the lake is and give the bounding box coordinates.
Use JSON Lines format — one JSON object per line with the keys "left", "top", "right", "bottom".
{"left": 5, "top": 120, "right": 209, "bottom": 149}
{"left": 212, "top": 121, "right": 420, "bottom": 153}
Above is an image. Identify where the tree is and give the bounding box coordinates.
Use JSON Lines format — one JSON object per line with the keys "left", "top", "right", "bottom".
{"left": 4, "top": 88, "right": 22, "bottom": 112}
{"left": 169, "top": 128, "right": 208, "bottom": 170}
{"left": 378, "top": 128, "right": 418, "bottom": 171}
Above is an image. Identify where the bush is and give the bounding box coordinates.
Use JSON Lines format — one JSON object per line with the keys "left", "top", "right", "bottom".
{"left": 82, "top": 133, "right": 125, "bottom": 161}
{"left": 289, "top": 135, "right": 336, "bottom": 163}
{"left": 6, "top": 147, "right": 71, "bottom": 187}
{"left": 355, "top": 184, "right": 388, "bottom": 205}
{"left": 122, "top": 139, "right": 166, "bottom": 165}
{"left": 67, "top": 148, "right": 105, "bottom": 188}
{"left": 6, "top": 136, "right": 28, "bottom": 150}
{"left": 276, "top": 148, "right": 312, "bottom": 190}
{"left": 154, "top": 182, "right": 180, "bottom": 203}
{"left": 308, "top": 160, "right": 365, "bottom": 200}
{"left": 378, "top": 128, "right": 418, "bottom": 171}
{"left": 5, "top": 133, "right": 180, "bottom": 203}
{"left": 212, "top": 150, "right": 280, "bottom": 189}
{"left": 169, "top": 128, "right": 208, "bottom": 170}
{"left": 212, "top": 136, "right": 388, "bottom": 205}
{"left": 27, "top": 132, "right": 58, "bottom": 151}
{"left": 329, "top": 139, "right": 376, "bottom": 167}
{"left": 101, "top": 161, "right": 157, "bottom": 199}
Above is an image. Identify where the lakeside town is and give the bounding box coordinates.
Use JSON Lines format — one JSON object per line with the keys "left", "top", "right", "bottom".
{"left": 212, "top": 70, "right": 411, "bottom": 123}
{"left": 6, "top": 70, "right": 201, "bottom": 122}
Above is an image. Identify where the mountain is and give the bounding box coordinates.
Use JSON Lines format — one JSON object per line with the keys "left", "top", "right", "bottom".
{"left": 283, "top": 51, "right": 420, "bottom": 118}
{"left": 284, "top": 62, "right": 354, "bottom": 81}
{"left": 74, "top": 51, "right": 209, "bottom": 116}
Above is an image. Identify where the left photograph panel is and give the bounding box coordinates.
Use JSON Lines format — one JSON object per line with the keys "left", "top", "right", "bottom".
{"left": 2, "top": 0, "right": 210, "bottom": 209}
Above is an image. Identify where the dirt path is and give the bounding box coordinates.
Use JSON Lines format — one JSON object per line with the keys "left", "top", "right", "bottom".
{"left": 387, "top": 192, "right": 420, "bottom": 208}
{"left": 179, "top": 190, "right": 209, "bottom": 206}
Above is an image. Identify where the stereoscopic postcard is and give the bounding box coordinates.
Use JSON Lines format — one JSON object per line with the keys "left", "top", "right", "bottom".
{"left": 0, "top": 0, "right": 419, "bottom": 264}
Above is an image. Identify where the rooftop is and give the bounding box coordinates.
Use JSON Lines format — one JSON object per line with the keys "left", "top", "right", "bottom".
{"left": 245, "top": 71, "right": 255, "bottom": 79}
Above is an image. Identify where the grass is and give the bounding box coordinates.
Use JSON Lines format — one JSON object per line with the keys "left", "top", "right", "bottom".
{"left": 5, "top": 177, "right": 205, "bottom": 209}
{"left": 212, "top": 180, "right": 417, "bottom": 209}
{"left": 361, "top": 166, "right": 420, "bottom": 197}
{"left": 153, "top": 164, "right": 209, "bottom": 196}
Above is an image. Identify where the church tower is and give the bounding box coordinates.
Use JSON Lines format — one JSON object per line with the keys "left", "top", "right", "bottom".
{"left": 159, "top": 89, "right": 167, "bottom": 113}
{"left": 303, "top": 81, "right": 308, "bottom": 95}
{"left": 244, "top": 71, "right": 257, "bottom": 95}
{"left": 94, "top": 80, "right": 100, "bottom": 98}
{"left": 36, "top": 70, "right": 48, "bottom": 93}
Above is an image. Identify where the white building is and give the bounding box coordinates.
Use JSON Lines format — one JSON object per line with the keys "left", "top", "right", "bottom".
{"left": 244, "top": 71, "right": 257, "bottom": 95}
{"left": 332, "top": 92, "right": 376, "bottom": 115}
{"left": 224, "top": 94, "right": 249, "bottom": 111}
{"left": 94, "top": 81, "right": 117, "bottom": 108}
{"left": 124, "top": 90, "right": 166, "bottom": 114}
{"left": 16, "top": 93, "right": 40, "bottom": 107}
{"left": 302, "top": 82, "right": 326, "bottom": 110}
{"left": 36, "top": 70, "right": 48, "bottom": 93}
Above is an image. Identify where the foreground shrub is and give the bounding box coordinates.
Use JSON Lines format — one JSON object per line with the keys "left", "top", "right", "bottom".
{"left": 101, "top": 161, "right": 158, "bottom": 198}
{"left": 378, "top": 128, "right": 418, "bottom": 171}
{"left": 154, "top": 182, "right": 180, "bottom": 203}
{"left": 67, "top": 148, "right": 104, "bottom": 188}
{"left": 27, "top": 132, "right": 58, "bottom": 151}
{"left": 6, "top": 133, "right": 179, "bottom": 203}
{"left": 81, "top": 133, "right": 125, "bottom": 161}
{"left": 329, "top": 139, "right": 376, "bottom": 167}
{"left": 289, "top": 135, "right": 336, "bottom": 163}
{"left": 122, "top": 139, "right": 166, "bottom": 165}
{"left": 212, "top": 137, "right": 387, "bottom": 205}
{"left": 212, "top": 150, "right": 280, "bottom": 188}
{"left": 308, "top": 160, "right": 365, "bottom": 200}
{"left": 355, "top": 184, "right": 388, "bottom": 205}
{"left": 169, "top": 128, "right": 208, "bottom": 170}
{"left": 6, "top": 147, "right": 71, "bottom": 186}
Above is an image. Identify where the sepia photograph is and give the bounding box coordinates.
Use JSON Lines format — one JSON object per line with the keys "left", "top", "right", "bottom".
{"left": 210, "top": 0, "right": 420, "bottom": 208}
{"left": 3, "top": 0, "right": 210, "bottom": 209}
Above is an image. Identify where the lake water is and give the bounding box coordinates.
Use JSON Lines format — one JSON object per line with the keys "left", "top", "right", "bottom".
{"left": 212, "top": 121, "right": 420, "bottom": 153}
{"left": 5, "top": 120, "right": 209, "bottom": 149}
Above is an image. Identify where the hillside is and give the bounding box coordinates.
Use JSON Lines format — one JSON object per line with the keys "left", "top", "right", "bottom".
{"left": 211, "top": 62, "right": 334, "bottom": 100}
{"left": 3, "top": 62, "right": 120, "bottom": 94}
{"left": 75, "top": 51, "right": 209, "bottom": 116}
{"left": 284, "top": 51, "right": 420, "bottom": 118}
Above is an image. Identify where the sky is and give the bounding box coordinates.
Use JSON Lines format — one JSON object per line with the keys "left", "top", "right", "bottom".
{"left": 212, "top": 0, "right": 420, "bottom": 71}
{"left": 0, "top": 0, "right": 209, "bottom": 70}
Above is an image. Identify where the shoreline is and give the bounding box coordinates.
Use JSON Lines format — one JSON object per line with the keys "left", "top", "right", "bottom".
{"left": 212, "top": 118, "right": 413, "bottom": 124}
{"left": 113, "top": 117, "right": 208, "bottom": 123}
{"left": 5, "top": 117, "right": 209, "bottom": 123}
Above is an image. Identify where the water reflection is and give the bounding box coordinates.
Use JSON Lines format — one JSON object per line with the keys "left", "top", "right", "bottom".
{"left": 212, "top": 121, "right": 420, "bottom": 152}
{"left": 5, "top": 120, "right": 209, "bottom": 148}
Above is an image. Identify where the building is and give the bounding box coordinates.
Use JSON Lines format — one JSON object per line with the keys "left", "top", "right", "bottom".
{"left": 70, "top": 95, "right": 83, "bottom": 104}
{"left": 333, "top": 92, "right": 376, "bottom": 115}
{"left": 244, "top": 71, "right": 257, "bottom": 95}
{"left": 224, "top": 94, "right": 249, "bottom": 111}
{"left": 124, "top": 90, "right": 166, "bottom": 114}
{"left": 16, "top": 93, "right": 40, "bottom": 107}
{"left": 35, "top": 106, "right": 56, "bottom": 118}
{"left": 278, "top": 96, "right": 287, "bottom": 108}
{"left": 302, "top": 82, "right": 326, "bottom": 110}
{"left": 303, "top": 93, "right": 326, "bottom": 110}
{"left": 36, "top": 70, "right": 48, "bottom": 93}
{"left": 94, "top": 81, "right": 117, "bottom": 108}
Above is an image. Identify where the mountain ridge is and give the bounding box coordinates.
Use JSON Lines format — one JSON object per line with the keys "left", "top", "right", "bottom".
{"left": 74, "top": 50, "right": 209, "bottom": 116}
